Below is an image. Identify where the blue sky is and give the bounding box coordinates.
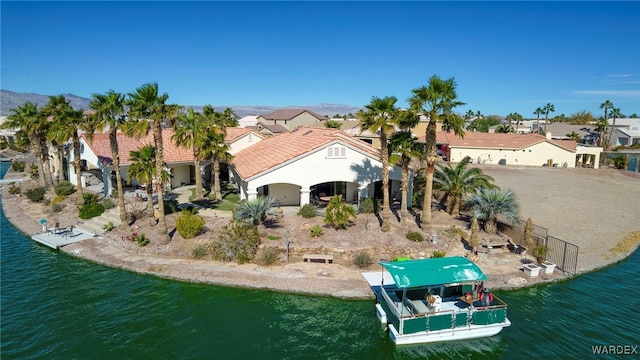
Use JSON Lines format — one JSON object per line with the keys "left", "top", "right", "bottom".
{"left": 2, "top": 1, "right": 639, "bottom": 118}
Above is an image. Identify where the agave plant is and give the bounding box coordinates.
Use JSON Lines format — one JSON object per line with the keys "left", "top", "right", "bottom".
{"left": 465, "top": 188, "right": 520, "bottom": 234}
{"left": 234, "top": 196, "right": 279, "bottom": 227}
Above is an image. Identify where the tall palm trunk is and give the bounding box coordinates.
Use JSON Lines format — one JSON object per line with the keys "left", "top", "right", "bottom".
{"left": 153, "top": 121, "right": 169, "bottom": 243}
{"left": 55, "top": 143, "right": 64, "bottom": 183}
{"left": 399, "top": 161, "right": 409, "bottom": 226}
{"left": 39, "top": 137, "right": 54, "bottom": 190}
{"left": 145, "top": 180, "right": 154, "bottom": 217}
{"left": 212, "top": 155, "right": 222, "bottom": 201}
{"left": 380, "top": 133, "right": 391, "bottom": 232}
{"left": 194, "top": 158, "right": 203, "bottom": 201}
{"left": 72, "top": 131, "right": 85, "bottom": 205}
{"left": 110, "top": 130, "right": 127, "bottom": 227}
{"left": 421, "top": 121, "right": 437, "bottom": 229}
{"left": 30, "top": 135, "right": 47, "bottom": 189}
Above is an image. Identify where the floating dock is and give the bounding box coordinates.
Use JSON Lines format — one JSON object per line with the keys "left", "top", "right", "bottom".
{"left": 31, "top": 228, "right": 96, "bottom": 249}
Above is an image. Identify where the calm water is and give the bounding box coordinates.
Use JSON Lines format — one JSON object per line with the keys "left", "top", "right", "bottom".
{"left": 1, "top": 161, "right": 638, "bottom": 359}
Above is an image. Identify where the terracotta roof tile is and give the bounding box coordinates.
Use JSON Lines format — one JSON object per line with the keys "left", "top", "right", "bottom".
{"left": 418, "top": 131, "right": 576, "bottom": 152}
{"left": 232, "top": 127, "right": 380, "bottom": 179}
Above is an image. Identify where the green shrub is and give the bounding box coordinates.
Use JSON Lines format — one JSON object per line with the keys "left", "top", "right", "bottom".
{"left": 100, "top": 198, "right": 114, "bottom": 210}
{"left": 266, "top": 235, "right": 281, "bottom": 241}
{"left": 11, "top": 161, "right": 25, "bottom": 172}
{"left": 54, "top": 181, "right": 75, "bottom": 196}
{"left": 136, "top": 233, "right": 150, "bottom": 247}
{"left": 79, "top": 203, "right": 105, "bottom": 219}
{"left": 324, "top": 195, "right": 356, "bottom": 230}
{"left": 353, "top": 251, "right": 373, "bottom": 269}
{"left": 192, "top": 242, "right": 208, "bottom": 259}
{"left": 310, "top": 225, "right": 324, "bottom": 237}
{"left": 297, "top": 204, "right": 317, "bottom": 218}
{"left": 210, "top": 222, "right": 261, "bottom": 264}
{"left": 51, "top": 195, "right": 66, "bottom": 206}
{"left": 443, "top": 226, "right": 465, "bottom": 240}
{"left": 52, "top": 204, "right": 64, "bottom": 213}
{"left": 406, "top": 231, "right": 424, "bottom": 242}
{"left": 257, "top": 247, "right": 280, "bottom": 266}
{"left": 83, "top": 192, "right": 100, "bottom": 205}
{"left": 175, "top": 210, "right": 206, "bottom": 239}
{"left": 431, "top": 250, "right": 447, "bottom": 258}
{"left": 29, "top": 163, "right": 39, "bottom": 179}
{"left": 164, "top": 199, "right": 180, "bottom": 214}
{"left": 25, "top": 187, "right": 46, "bottom": 202}
{"left": 103, "top": 222, "right": 115, "bottom": 232}
{"left": 8, "top": 185, "right": 21, "bottom": 195}
{"left": 359, "top": 197, "right": 378, "bottom": 214}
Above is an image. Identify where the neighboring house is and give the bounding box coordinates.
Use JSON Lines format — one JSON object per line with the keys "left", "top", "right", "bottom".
{"left": 237, "top": 115, "right": 259, "bottom": 128}
{"left": 229, "top": 127, "right": 406, "bottom": 207}
{"left": 256, "top": 109, "right": 326, "bottom": 130}
{"left": 607, "top": 118, "right": 640, "bottom": 147}
{"left": 247, "top": 121, "right": 288, "bottom": 137}
{"left": 72, "top": 127, "right": 263, "bottom": 195}
{"left": 421, "top": 131, "right": 602, "bottom": 169}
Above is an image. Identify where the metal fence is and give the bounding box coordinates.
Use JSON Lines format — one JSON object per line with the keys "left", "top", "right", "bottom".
{"left": 497, "top": 218, "right": 579, "bottom": 276}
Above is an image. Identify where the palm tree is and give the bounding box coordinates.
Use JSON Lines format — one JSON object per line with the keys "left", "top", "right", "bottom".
{"left": 88, "top": 90, "right": 128, "bottom": 225}
{"left": 600, "top": 100, "right": 614, "bottom": 125}
{"left": 409, "top": 75, "right": 466, "bottom": 228}
{"left": 565, "top": 131, "right": 581, "bottom": 141}
{"left": 465, "top": 110, "right": 474, "bottom": 121}
{"left": 594, "top": 117, "right": 609, "bottom": 147}
{"left": 494, "top": 124, "right": 513, "bottom": 133}
{"left": 389, "top": 130, "right": 422, "bottom": 225}
{"left": 42, "top": 95, "right": 71, "bottom": 185}
{"left": 234, "top": 196, "right": 279, "bottom": 229}
{"left": 2, "top": 102, "right": 49, "bottom": 189}
{"left": 533, "top": 107, "right": 544, "bottom": 134}
{"left": 507, "top": 112, "right": 523, "bottom": 133}
{"left": 128, "top": 145, "right": 161, "bottom": 218}
{"left": 465, "top": 188, "right": 520, "bottom": 234}
{"left": 201, "top": 105, "right": 233, "bottom": 201}
{"left": 324, "top": 195, "right": 357, "bottom": 230}
{"left": 358, "top": 96, "right": 399, "bottom": 232}
{"left": 433, "top": 156, "right": 496, "bottom": 216}
{"left": 172, "top": 107, "right": 207, "bottom": 201}
{"left": 126, "top": 83, "right": 180, "bottom": 244}
{"left": 543, "top": 103, "right": 555, "bottom": 134}
{"left": 606, "top": 107, "right": 622, "bottom": 149}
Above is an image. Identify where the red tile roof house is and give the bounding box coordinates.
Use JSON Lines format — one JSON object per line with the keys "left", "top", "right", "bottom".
{"left": 421, "top": 131, "right": 602, "bottom": 168}
{"left": 71, "top": 127, "right": 264, "bottom": 195}
{"left": 256, "top": 109, "right": 327, "bottom": 130}
{"left": 229, "top": 127, "right": 407, "bottom": 207}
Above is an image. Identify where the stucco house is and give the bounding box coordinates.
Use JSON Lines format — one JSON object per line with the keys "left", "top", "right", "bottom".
{"left": 229, "top": 127, "right": 406, "bottom": 207}
{"left": 256, "top": 109, "right": 326, "bottom": 130}
{"left": 607, "top": 118, "right": 640, "bottom": 147}
{"left": 423, "top": 131, "right": 602, "bottom": 168}
{"left": 71, "top": 127, "right": 264, "bottom": 195}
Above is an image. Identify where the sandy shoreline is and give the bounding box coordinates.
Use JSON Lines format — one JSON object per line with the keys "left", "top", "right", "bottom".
{"left": 2, "top": 165, "right": 639, "bottom": 299}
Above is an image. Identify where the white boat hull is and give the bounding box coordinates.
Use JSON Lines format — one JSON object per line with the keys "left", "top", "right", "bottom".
{"left": 388, "top": 319, "right": 511, "bottom": 345}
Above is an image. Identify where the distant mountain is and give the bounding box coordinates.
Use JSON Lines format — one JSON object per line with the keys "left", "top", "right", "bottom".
{"left": 0, "top": 90, "right": 362, "bottom": 118}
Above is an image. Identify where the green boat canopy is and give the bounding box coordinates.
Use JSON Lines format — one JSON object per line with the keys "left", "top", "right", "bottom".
{"left": 380, "top": 256, "right": 487, "bottom": 289}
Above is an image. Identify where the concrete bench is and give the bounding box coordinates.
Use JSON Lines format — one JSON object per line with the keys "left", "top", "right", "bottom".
{"left": 303, "top": 254, "right": 334, "bottom": 264}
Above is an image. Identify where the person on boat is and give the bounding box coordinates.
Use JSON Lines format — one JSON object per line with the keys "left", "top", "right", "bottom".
{"left": 480, "top": 287, "right": 493, "bottom": 306}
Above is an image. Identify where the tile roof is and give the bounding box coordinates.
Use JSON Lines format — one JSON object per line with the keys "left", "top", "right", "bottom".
{"left": 258, "top": 108, "right": 326, "bottom": 121}
{"left": 83, "top": 128, "right": 252, "bottom": 166}
{"left": 231, "top": 127, "right": 381, "bottom": 179}
{"left": 418, "top": 131, "right": 577, "bottom": 152}
{"left": 225, "top": 127, "right": 264, "bottom": 143}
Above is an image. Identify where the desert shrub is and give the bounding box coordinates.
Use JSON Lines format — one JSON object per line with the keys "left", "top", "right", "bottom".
{"left": 8, "top": 185, "right": 21, "bottom": 194}
{"left": 297, "top": 204, "right": 317, "bottom": 218}
{"left": 266, "top": 235, "right": 281, "bottom": 241}
{"left": 431, "top": 250, "right": 447, "bottom": 258}
{"left": 29, "top": 163, "right": 39, "bottom": 179}
{"left": 353, "top": 251, "right": 373, "bottom": 269}
{"left": 324, "top": 195, "right": 356, "bottom": 230}
{"left": 79, "top": 203, "right": 105, "bottom": 219}
{"left": 256, "top": 247, "right": 280, "bottom": 266}
{"left": 25, "top": 187, "right": 46, "bottom": 202}
{"left": 136, "top": 233, "right": 150, "bottom": 247}
{"left": 11, "top": 161, "right": 25, "bottom": 172}
{"left": 192, "top": 242, "right": 208, "bottom": 259}
{"left": 443, "top": 226, "right": 465, "bottom": 240}
{"left": 54, "top": 181, "right": 75, "bottom": 196}
{"left": 175, "top": 210, "right": 206, "bottom": 239}
{"left": 83, "top": 192, "right": 100, "bottom": 205}
{"left": 51, "top": 204, "right": 64, "bottom": 213}
{"left": 210, "top": 222, "right": 261, "bottom": 264}
{"left": 406, "top": 231, "right": 424, "bottom": 242}
{"left": 164, "top": 199, "right": 180, "bottom": 214}
{"left": 100, "top": 198, "right": 114, "bottom": 210}
{"left": 103, "top": 222, "right": 115, "bottom": 232}
{"left": 359, "top": 197, "right": 378, "bottom": 214}
{"left": 310, "top": 225, "right": 324, "bottom": 237}
{"left": 51, "top": 195, "right": 66, "bottom": 206}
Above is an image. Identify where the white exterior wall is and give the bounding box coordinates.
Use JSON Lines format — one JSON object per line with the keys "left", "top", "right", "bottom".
{"left": 171, "top": 164, "right": 191, "bottom": 188}
{"left": 449, "top": 142, "right": 577, "bottom": 167}
{"left": 268, "top": 183, "right": 300, "bottom": 206}
{"left": 229, "top": 133, "right": 262, "bottom": 155}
